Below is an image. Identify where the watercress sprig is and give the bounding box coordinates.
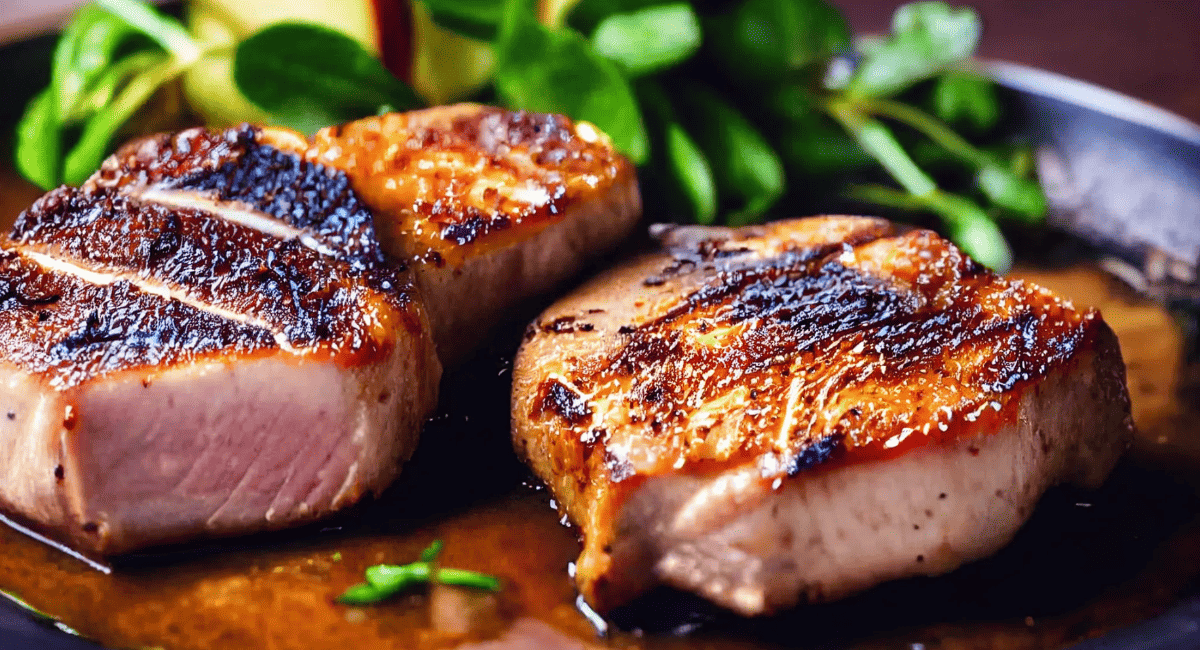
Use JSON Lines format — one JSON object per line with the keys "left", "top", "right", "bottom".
{"left": 337, "top": 540, "right": 502, "bottom": 605}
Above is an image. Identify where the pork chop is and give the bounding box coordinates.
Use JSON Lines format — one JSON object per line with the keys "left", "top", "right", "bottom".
{"left": 511, "top": 216, "right": 1133, "bottom": 616}
{"left": 305, "top": 104, "right": 643, "bottom": 365}
{"left": 0, "top": 125, "right": 440, "bottom": 555}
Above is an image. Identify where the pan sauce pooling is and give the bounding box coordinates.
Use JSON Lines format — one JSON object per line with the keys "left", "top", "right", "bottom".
{"left": 513, "top": 217, "right": 1133, "bottom": 615}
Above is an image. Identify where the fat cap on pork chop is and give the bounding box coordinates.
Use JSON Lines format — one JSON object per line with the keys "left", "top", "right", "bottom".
{"left": 512, "top": 216, "right": 1133, "bottom": 615}
{"left": 0, "top": 125, "right": 441, "bottom": 555}
{"left": 305, "top": 104, "right": 643, "bottom": 364}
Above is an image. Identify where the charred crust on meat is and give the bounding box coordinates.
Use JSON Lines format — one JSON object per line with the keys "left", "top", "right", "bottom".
{"left": 13, "top": 185, "right": 422, "bottom": 349}
{"left": 530, "top": 222, "right": 1106, "bottom": 481}
{"left": 93, "top": 124, "right": 388, "bottom": 267}
{"left": 786, "top": 433, "right": 844, "bottom": 476}
{"left": 0, "top": 253, "right": 277, "bottom": 387}
{"left": 54, "top": 465, "right": 64, "bottom": 481}
{"left": 536, "top": 379, "right": 592, "bottom": 425}
{"left": 307, "top": 106, "right": 634, "bottom": 258}
{"left": 539, "top": 316, "right": 595, "bottom": 334}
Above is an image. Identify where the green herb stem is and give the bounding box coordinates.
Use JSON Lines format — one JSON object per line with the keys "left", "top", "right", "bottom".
{"left": 825, "top": 99, "right": 936, "bottom": 196}
{"left": 846, "top": 183, "right": 1013, "bottom": 271}
{"left": 433, "top": 568, "right": 503, "bottom": 592}
{"left": 62, "top": 54, "right": 179, "bottom": 184}
{"left": 338, "top": 540, "right": 502, "bottom": 605}
{"left": 860, "top": 96, "right": 991, "bottom": 168}
{"left": 96, "top": 0, "right": 202, "bottom": 63}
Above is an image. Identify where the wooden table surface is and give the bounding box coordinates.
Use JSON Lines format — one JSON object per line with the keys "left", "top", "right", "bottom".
{"left": 836, "top": 0, "right": 1200, "bottom": 124}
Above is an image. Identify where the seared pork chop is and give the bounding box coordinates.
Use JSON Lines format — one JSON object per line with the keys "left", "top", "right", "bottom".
{"left": 512, "top": 216, "right": 1133, "bottom": 616}
{"left": 305, "top": 104, "right": 642, "bottom": 365}
{"left": 0, "top": 126, "right": 440, "bottom": 555}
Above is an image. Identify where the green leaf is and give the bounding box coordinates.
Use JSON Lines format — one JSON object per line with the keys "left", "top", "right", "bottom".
{"left": 15, "top": 90, "right": 61, "bottom": 190}
{"left": 933, "top": 70, "right": 999, "bottom": 130}
{"left": 592, "top": 3, "right": 701, "bottom": 78}
{"left": 52, "top": 4, "right": 138, "bottom": 122}
{"left": 365, "top": 563, "right": 432, "bottom": 591}
{"left": 927, "top": 191, "right": 1012, "bottom": 271}
{"left": 62, "top": 55, "right": 175, "bottom": 185}
{"left": 848, "top": 1, "right": 980, "bottom": 98}
{"left": 234, "top": 23, "right": 423, "bottom": 133}
{"left": 420, "top": 540, "right": 445, "bottom": 562}
{"left": 827, "top": 100, "right": 936, "bottom": 196}
{"left": 71, "top": 50, "right": 163, "bottom": 118}
{"left": 677, "top": 84, "right": 784, "bottom": 225}
{"left": 768, "top": 88, "right": 872, "bottom": 174}
{"left": 494, "top": 0, "right": 648, "bottom": 164}
{"left": 977, "top": 164, "right": 1047, "bottom": 222}
{"left": 417, "top": 0, "right": 506, "bottom": 41}
{"left": 96, "top": 0, "right": 201, "bottom": 63}
{"left": 568, "top": 0, "right": 675, "bottom": 36}
{"left": 705, "top": 0, "right": 849, "bottom": 82}
{"left": 434, "top": 568, "right": 503, "bottom": 591}
{"left": 664, "top": 124, "right": 718, "bottom": 223}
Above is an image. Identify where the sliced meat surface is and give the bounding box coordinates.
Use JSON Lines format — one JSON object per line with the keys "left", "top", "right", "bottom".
{"left": 0, "top": 126, "right": 440, "bottom": 556}
{"left": 305, "top": 104, "right": 643, "bottom": 364}
{"left": 511, "top": 216, "right": 1133, "bottom": 616}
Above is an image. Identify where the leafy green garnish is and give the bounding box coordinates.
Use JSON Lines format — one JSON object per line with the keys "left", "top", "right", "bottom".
{"left": 337, "top": 540, "right": 501, "bottom": 606}
{"left": 14, "top": 0, "right": 1049, "bottom": 270}
{"left": 705, "top": 0, "right": 850, "bottom": 82}
{"left": 933, "top": 70, "right": 1000, "bottom": 130}
{"left": 416, "top": 0, "right": 506, "bottom": 42}
{"left": 494, "top": 0, "right": 648, "bottom": 164}
{"left": 592, "top": 3, "right": 701, "bottom": 78}
{"left": 14, "top": 0, "right": 184, "bottom": 188}
{"left": 234, "top": 23, "right": 423, "bottom": 134}
{"left": 847, "top": 1, "right": 981, "bottom": 98}
{"left": 678, "top": 83, "right": 785, "bottom": 225}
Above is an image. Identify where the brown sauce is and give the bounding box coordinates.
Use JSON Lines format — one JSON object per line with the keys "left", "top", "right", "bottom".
{"left": 1, "top": 164, "right": 1199, "bottom": 649}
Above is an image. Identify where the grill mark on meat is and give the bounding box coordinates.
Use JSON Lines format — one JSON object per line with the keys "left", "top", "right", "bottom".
{"left": 19, "top": 249, "right": 295, "bottom": 351}
{"left": 137, "top": 189, "right": 340, "bottom": 258}
{"left": 0, "top": 250, "right": 275, "bottom": 388}
{"left": 12, "top": 187, "right": 420, "bottom": 357}
{"left": 534, "top": 228, "right": 1095, "bottom": 479}
{"left": 94, "top": 124, "right": 386, "bottom": 266}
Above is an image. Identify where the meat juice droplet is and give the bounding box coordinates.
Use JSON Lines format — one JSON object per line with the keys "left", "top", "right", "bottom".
{"left": 62, "top": 404, "right": 77, "bottom": 430}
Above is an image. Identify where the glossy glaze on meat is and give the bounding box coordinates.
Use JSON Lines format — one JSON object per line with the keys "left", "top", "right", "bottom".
{"left": 306, "top": 104, "right": 643, "bottom": 363}
{"left": 93, "top": 125, "right": 386, "bottom": 265}
{"left": 512, "top": 216, "right": 1133, "bottom": 615}
{"left": 13, "top": 186, "right": 417, "bottom": 361}
{"left": 0, "top": 249, "right": 275, "bottom": 389}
